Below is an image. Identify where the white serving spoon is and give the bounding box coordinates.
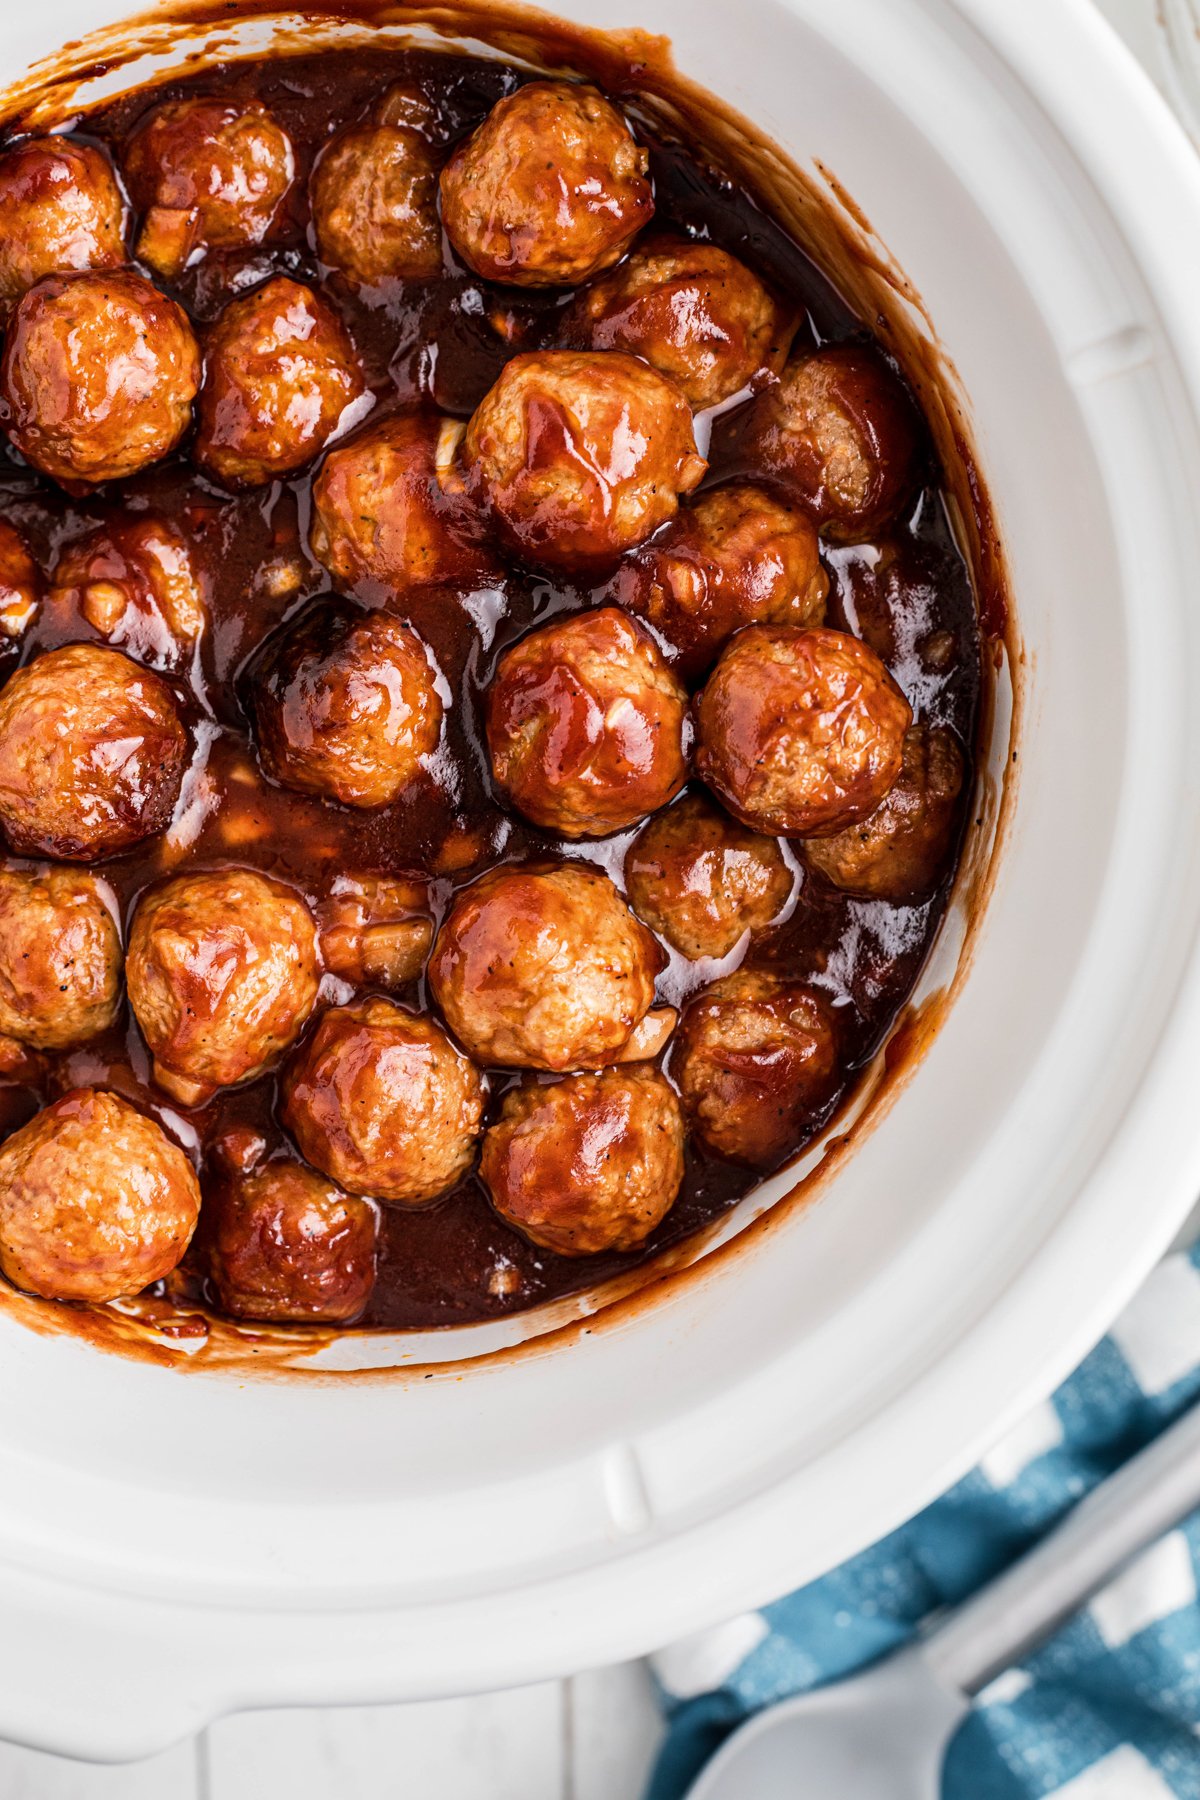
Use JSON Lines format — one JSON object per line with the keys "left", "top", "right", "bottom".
{"left": 687, "top": 1397, "right": 1200, "bottom": 1799}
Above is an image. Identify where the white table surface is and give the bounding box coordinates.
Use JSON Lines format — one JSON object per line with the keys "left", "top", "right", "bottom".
{"left": 0, "top": 1, "right": 1183, "bottom": 1794}
{"left": 0, "top": 1665, "right": 668, "bottom": 1799}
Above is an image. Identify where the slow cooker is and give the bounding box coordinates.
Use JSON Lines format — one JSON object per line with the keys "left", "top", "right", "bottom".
{"left": 0, "top": 0, "right": 1199, "bottom": 1760}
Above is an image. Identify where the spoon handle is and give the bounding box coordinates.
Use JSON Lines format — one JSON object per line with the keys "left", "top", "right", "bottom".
{"left": 923, "top": 1397, "right": 1200, "bottom": 1696}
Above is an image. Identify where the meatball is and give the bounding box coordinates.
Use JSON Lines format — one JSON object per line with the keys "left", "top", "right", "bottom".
{"left": 610, "top": 481, "right": 827, "bottom": 678}
{"left": 0, "top": 643, "right": 188, "bottom": 861}
{"left": 440, "top": 81, "right": 652, "bottom": 287}
{"left": 804, "top": 724, "right": 966, "bottom": 901}
{"left": 0, "top": 866, "right": 121, "bottom": 1049}
{"left": 311, "top": 121, "right": 440, "bottom": 285}
{"left": 695, "top": 625, "right": 911, "bottom": 837}
{"left": 464, "top": 351, "right": 706, "bottom": 569}
{"left": 429, "top": 863, "right": 664, "bottom": 1071}
{"left": 563, "top": 235, "right": 788, "bottom": 408}
{"left": 0, "top": 518, "right": 41, "bottom": 639}
{"left": 206, "top": 1159, "right": 378, "bottom": 1323}
{"left": 625, "top": 793, "right": 792, "bottom": 960}
{"left": 0, "top": 136, "right": 125, "bottom": 322}
{"left": 310, "top": 410, "right": 491, "bottom": 595}
{"left": 193, "top": 276, "right": 366, "bottom": 490}
{"left": 0, "top": 270, "right": 200, "bottom": 489}
{"left": 486, "top": 607, "right": 688, "bottom": 837}
{"left": 282, "top": 998, "right": 485, "bottom": 1204}
{"left": 49, "top": 514, "right": 205, "bottom": 669}
{"left": 315, "top": 874, "right": 433, "bottom": 989}
{"left": 481, "top": 1065, "right": 684, "bottom": 1256}
{"left": 125, "top": 98, "right": 294, "bottom": 280}
{"left": 251, "top": 600, "right": 443, "bottom": 810}
{"left": 728, "top": 344, "right": 921, "bottom": 542}
{"left": 0, "top": 1088, "right": 199, "bottom": 1302}
{"left": 673, "top": 970, "right": 838, "bottom": 1166}
{"left": 127, "top": 869, "right": 320, "bottom": 1106}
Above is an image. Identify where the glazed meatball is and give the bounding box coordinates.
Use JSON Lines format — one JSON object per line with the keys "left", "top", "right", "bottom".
{"left": 429, "top": 863, "right": 664, "bottom": 1071}
{"left": 0, "top": 518, "right": 41, "bottom": 639}
{"left": 625, "top": 792, "right": 792, "bottom": 960}
{"left": 0, "top": 866, "right": 121, "bottom": 1050}
{"left": 282, "top": 998, "right": 485, "bottom": 1204}
{"left": 0, "top": 1088, "right": 199, "bottom": 1302}
{"left": 49, "top": 514, "right": 205, "bottom": 669}
{"left": 315, "top": 874, "right": 433, "bottom": 989}
{"left": 0, "top": 136, "right": 125, "bottom": 322}
{"left": 125, "top": 97, "right": 294, "bottom": 279}
{"left": 610, "top": 481, "right": 827, "bottom": 678}
{"left": 127, "top": 869, "right": 320, "bottom": 1106}
{"left": 481, "top": 1065, "right": 684, "bottom": 1256}
{"left": 206, "top": 1159, "right": 378, "bottom": 1323}
{"left": 0, "top": 643, "right": 187, "bottom": 860}
{"left": 193, "top": 276, "right": 366, "bottom": 490}
{"left": 728, "top": 344, "right": 921, "bottom": 542}
{"left": 252, "top": 600, "right": 443, "bottom": 810}
{"left": 440, "top": 81, "right": 652, "bottom": 287}
{"left": 673, "top": 970, "right": 838, "bottom": 1166}
{"left": 310, "top": 410, "right": 491, "bottom": 595}
{"left": 311, "top": 120, "right": 440, "bottom": 285}
{"left": 464, "top": 351, "right": 706, "bottom": 569}
{"left": 564, "top": 236, "right": 788, "bottom": 408}
{"left": 804, "top": 724, "right": 965, "bottom": 901}
{"left": 486, "top": 607, "right": 688, "bottom": 837}
{"left": 695, "top": 625, "right": 911, "bottom": 837}
{"left": 0, "top": 270, "right": 200, "bottom": 489}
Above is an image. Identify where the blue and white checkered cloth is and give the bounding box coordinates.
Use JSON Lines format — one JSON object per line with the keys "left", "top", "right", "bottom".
{"left": 648, "top": 1244, "right": 1200, "bottom": 1800}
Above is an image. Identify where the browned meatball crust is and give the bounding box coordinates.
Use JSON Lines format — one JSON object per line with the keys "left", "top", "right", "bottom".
{"left": 695, "top": 625, "right": 912, "bottom": 837}
{"left": 0, "top": 1088, "right": 200, "bottom": 1302}
{"left": 804, "top": 723, "right": 965, "bottom": 901}
{"left": 315, "top": 874, "right": 433, "bottom": 989}
{"left": 728, "top": 344, "right": 921, "bottom": 542}
{"left": 625, "top": 792, "right": 793, "bottom": 960}
{"left": 49, "top": 514, "right": 206, "bottom": 669}
{"left": 0, "top": 867, "right": 121, "bottom": 1050}
{"left": 0, "top": 136, "right": 125, "bottom": 322}
{"left": 673, "top": 970, "right": 838, "bottom": 1166}
{"left": 440, "top": 81, "right": 652, "bottom": 287}
{"left": 610, "top": 481, "right": 828, "bottom": 678}
{"left": 0, "top": 518, "right": 41, "bottom": 640}
{"left": 429, "top": 863, "right": 664, "bottom": 1071}
{"left": 0, "top": 270, "right": 200, "bottom": 489}
{"left": 0, "top": 643, "right": 188, "bottom": 861}
{"left": 127, "top": 868, "right": 320, "bottom": 1106}
{"left": 486, "top": 607, "right": 688, "bottom": 837}
{"left": 193, "top": 276, "right": 366, "bottom": 489}
{"left": 282, "top": 998, "right": 486, "bottom": 1204}
{"left": 252, "top": 600, "right": 443, "bottom": 810}
{"left": 464, "top": 350, "right": 706, "bottom": 570}
{"left": 481, "top": 1064, "right": 684, "bottom": 1255}
{"left": 310, "top": 410, "right": 491, "bottom": 595}
{"left": 206, "top": 1158, "right": 378, "bottom": 1323}
{"left": 311, "top": 121, "right": 440, "bottom": 285}
{"left": 125, "top": 97, "right": 294, "bottom": 279}
{"left": 564, "top": 235, "right": 789, "bottom": 408}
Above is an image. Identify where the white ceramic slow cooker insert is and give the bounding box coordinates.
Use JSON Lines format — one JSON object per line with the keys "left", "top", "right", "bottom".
{"left": 1, "top": 0, "right": 1200, "bottom": 1760}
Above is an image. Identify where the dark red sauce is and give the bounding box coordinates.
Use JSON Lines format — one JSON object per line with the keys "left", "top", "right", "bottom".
{"left": 0, "top": 45, "right": 983, "bottom": 1333}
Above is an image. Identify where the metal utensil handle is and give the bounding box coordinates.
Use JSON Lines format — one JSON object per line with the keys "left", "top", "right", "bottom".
{"left": 924, "top": 1397, "right": 1200, "bottom": 1696}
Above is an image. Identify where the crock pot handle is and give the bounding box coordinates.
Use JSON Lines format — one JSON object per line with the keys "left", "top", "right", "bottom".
{"left": 923, "top": 1398, "right": 1200, "bottom": 1696}
{"left": 0, "top": 1570, "right": 243, "bottom": 1762}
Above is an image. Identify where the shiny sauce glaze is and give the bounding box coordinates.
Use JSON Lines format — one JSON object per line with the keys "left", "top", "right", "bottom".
{"left": 0, "top": 46, "right": 983, "bottom": 1332}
